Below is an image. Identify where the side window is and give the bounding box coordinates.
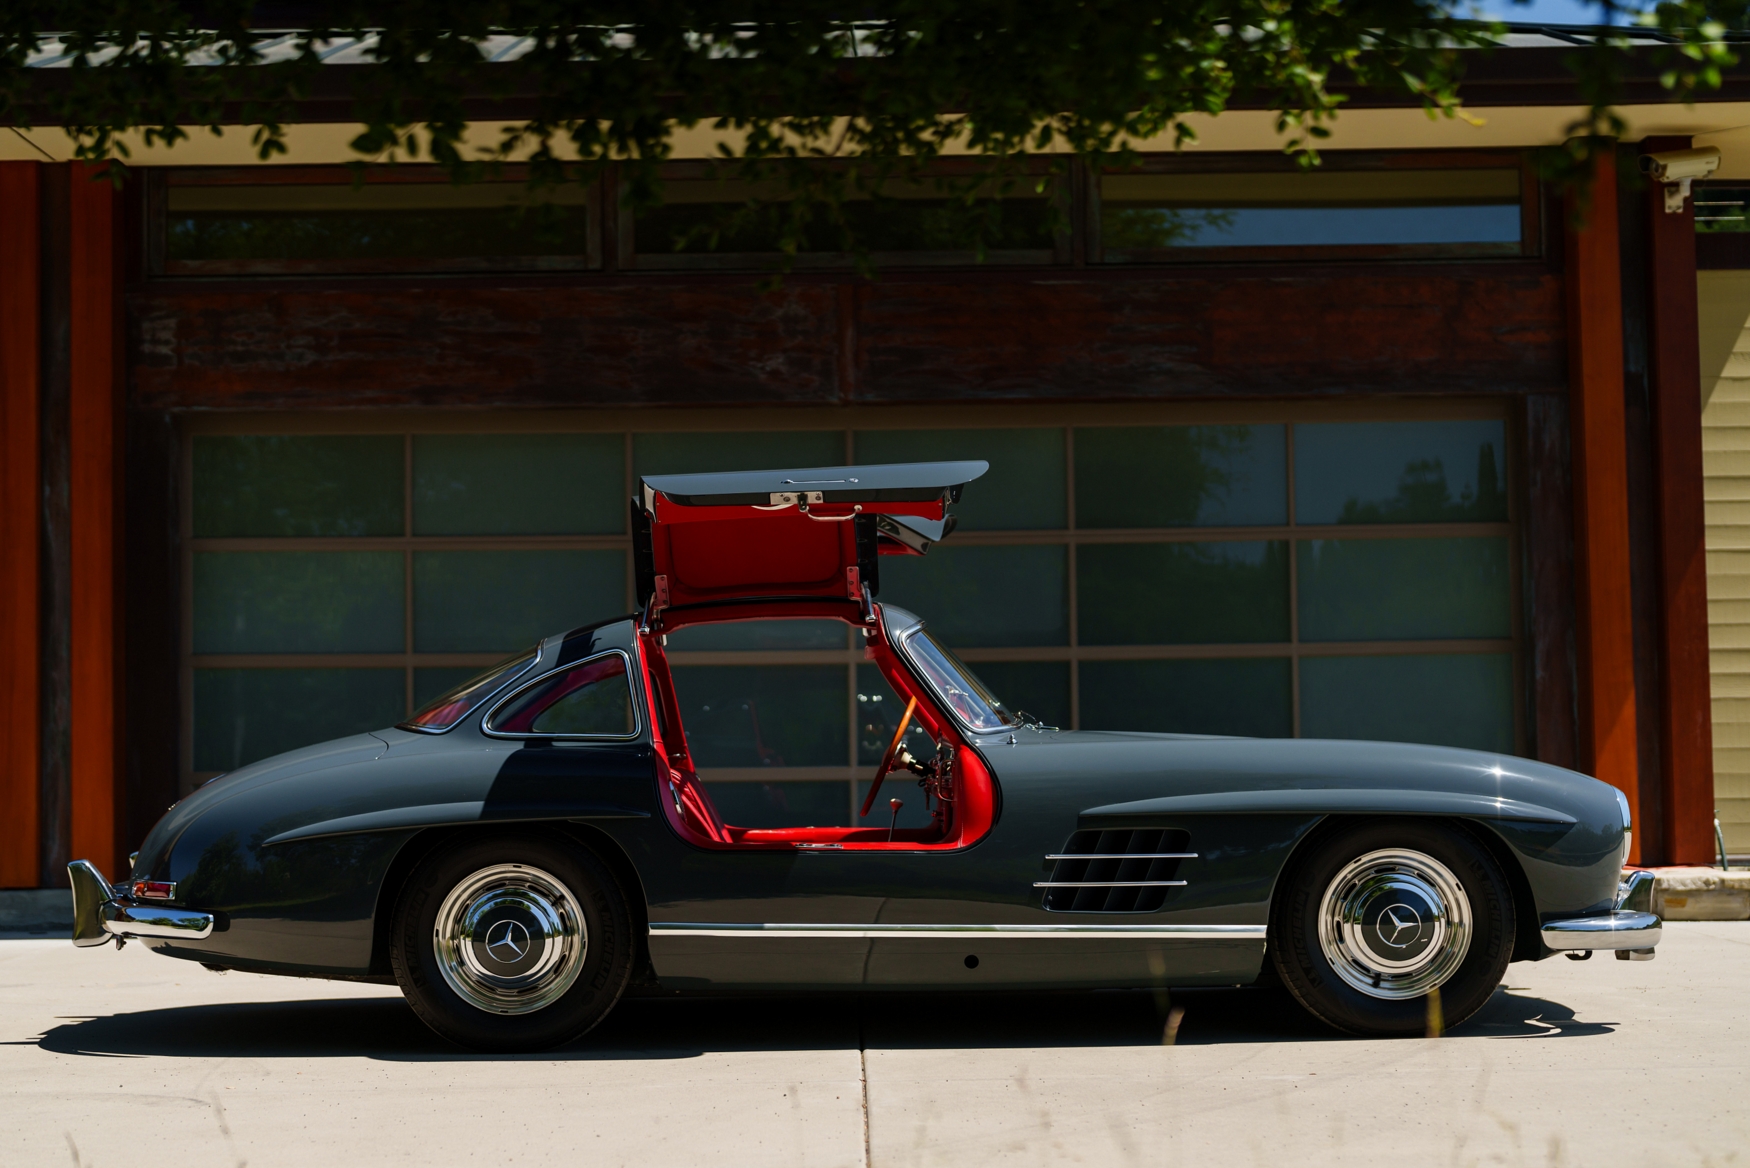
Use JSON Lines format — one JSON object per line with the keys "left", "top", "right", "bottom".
{"left": 488, "top": 654, "right": 637, "bottom": 737}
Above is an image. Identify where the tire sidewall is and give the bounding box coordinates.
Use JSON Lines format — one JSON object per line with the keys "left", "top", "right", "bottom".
{"left": 1271, "top": 818, "right": 1514, "bottom": 1037}
{"left": 391, "top": 832, "right": 633, "bottom": 1052}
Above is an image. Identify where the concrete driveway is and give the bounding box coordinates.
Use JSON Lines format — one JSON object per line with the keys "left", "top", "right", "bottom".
{"left": 2, "top": 923, "right": 1745, "bottom": 1168}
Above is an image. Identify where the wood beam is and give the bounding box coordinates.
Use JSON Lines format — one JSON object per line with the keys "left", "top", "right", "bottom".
{"left": 1641, "top": 135, "right": 1718, "bottom": 865}
{"left": 0, "top": 163, "right": 40, "bottom": 888}
{"left": 1565, "top": 144, "right": 1644, "bottom": 857}
{"left": 67, "top": 163, "right": 125, "bottom": 878}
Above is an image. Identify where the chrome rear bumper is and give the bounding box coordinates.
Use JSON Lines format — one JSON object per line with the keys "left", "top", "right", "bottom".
{"left": 1540, "top": 869, "right": 1661, "bottom": 956}
{"left": 68, "top": 860, "right": 214, "bottom": 947}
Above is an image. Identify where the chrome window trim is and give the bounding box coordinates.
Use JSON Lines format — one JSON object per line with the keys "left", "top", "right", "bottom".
{"left": 398, "top": 642, "right": 544, "bottom": 736}
{"left": 482, "top": 648, "right": 644, "bottom": 742}
{"left": 885, "top": 609, "right": 1019, "bottom": 738}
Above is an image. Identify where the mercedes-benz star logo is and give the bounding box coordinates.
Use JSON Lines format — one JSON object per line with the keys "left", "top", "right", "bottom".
{"left": 1376, "top": 904, "right": 1422, "bottom": 948}
{"left": 484, "top": 919, "right": 531, "bottom": 963}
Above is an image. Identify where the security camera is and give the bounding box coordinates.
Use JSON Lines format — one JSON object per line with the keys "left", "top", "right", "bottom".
{"left": 1640, "top": 146, "right": 1722, "bottom": 214}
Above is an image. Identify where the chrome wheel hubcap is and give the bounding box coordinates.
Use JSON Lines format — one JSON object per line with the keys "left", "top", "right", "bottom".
{"left": 1316, "top": 848, "right": 1471, "bottom": 1000}
{"left": 433, "top": 864, "right": 587, "bottom": 1015}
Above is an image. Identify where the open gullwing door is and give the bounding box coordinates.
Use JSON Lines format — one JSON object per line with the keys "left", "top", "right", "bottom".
{"left": 633, "top": 460, "right": 987, "bottom": 617}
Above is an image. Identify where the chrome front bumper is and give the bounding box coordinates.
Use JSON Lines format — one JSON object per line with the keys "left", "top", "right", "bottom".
{"left": 1540, "top": 869, "right": 1661, "bottom": 957}
{"left": 68, "top": 860, "right": 214, "bottom": 947}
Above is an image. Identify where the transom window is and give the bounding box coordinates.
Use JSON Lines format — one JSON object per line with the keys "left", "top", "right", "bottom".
{"left": 182, "top": 406, "right": 1520, "bottom": 829}
{"left": 150, "top": 152, "right": 1539, "bottom": 277}
{"left": 1094, "top": 155, "right": 1534, "bottom": 263}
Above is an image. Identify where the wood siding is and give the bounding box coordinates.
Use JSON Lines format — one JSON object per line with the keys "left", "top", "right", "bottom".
{"left": 1699, "top": 270, "right": 1750, "bottom": 856}
{"left": 68, "top": 165, "right": 126, "bottom": 879}
{"left": 1564, "top": 148, "right": 1644, "bottom": 859}
{"left": 1641, "top": 137, "right": 1718, "bottom": 865}
{"left": 0, "top": 163, "right": 41, "bottom": 888}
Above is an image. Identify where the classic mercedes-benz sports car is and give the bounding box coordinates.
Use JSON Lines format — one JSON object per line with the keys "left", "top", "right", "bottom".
{"left": 70, "top": 460, "right": 1660, "bottom": 1050}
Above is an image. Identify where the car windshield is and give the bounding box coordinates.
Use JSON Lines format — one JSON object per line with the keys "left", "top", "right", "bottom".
{"left": 400, "top": 645, "right": 540, "bottom": 732}
{"left": 897, "top": 626, "right": 1026, "bottom": 732}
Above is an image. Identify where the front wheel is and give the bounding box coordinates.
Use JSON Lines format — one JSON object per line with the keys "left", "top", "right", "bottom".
{"left": 390, "top": 833, "right": 634, "bottom": 1051}
{"left": 1270, "top": 819, "right": 1514, "bottom": 1037}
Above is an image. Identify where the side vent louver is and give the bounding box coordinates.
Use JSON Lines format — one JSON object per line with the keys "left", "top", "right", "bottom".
{"left": 1036, "top": 828, "right": 1195, "bottom": 913}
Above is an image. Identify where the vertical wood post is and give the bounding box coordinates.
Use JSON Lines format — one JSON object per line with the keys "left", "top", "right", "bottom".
{"left": 0, "top": 163, "right": 41, "bottom": 888}
{"left": 1642, "top": 135, "right": 1718, "bottom": 865}
{"left": 1565, "top": 144, "right": 1645, "bottom": 857}
{"left": 67, "top": 164, "right": 126, "bottom": 878}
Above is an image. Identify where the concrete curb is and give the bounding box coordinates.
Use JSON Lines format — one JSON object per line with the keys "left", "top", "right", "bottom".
{"left": 1651, "top": 868, "right": 1750, "bottom": 920}
{"left": 0, "top": 890, "right": 72, "bottom": 934}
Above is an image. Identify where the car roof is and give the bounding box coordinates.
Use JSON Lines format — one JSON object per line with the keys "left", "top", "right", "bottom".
{"left": 641, "top": 460, "right": 987, "bottom": 507}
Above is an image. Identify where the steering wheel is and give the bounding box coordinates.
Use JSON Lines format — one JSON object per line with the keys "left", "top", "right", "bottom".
{"left": 861, "top": 695, "right": 918, "bottom": 818}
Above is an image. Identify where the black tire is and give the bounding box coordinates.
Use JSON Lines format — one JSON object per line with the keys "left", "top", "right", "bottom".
{"left": 1269, "top": 819, "right": 1514, "bottom": 1037}
{"left": 390, "top": 832, "right": 634, "bottom": 1052}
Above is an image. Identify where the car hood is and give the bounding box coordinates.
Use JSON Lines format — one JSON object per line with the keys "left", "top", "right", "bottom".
{"left": 984, "top": 729, "right": 1626, "bottom": 836}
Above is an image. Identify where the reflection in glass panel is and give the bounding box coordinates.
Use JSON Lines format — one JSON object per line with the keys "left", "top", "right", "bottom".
{"left": 1300, "top": 654, "right": 1515, "bottom": 752}
{"left": 167, "top": 181, "right": 592, "bottom": 262}
{"left": 1079, "top": 542, "right": 1290, "bottom": 645}
{"left": 415, "top": 666, "right": 490, "bottom": 710}
{"left": 704, "top": 781, "right": 851, "bottom": 829}
{"left": 878, "top": 545, "right": 1067, "bottom": 647}
{"left": 193, "top": 436, "right": 403, "bottom": 538}
{"left": 962, "top": 661, "right": 1072, "bottom": 730}
{"left": 1298, "top": 538, "right": 1511, "bottom": 642}
{"left": 1293, "top": 420, "right": 1507, "bottom": 525}
{"left": 413, "top": 433, "right": 625, "bottom": 536}
{"left": 1078, "top": 658, "right": 1293, "bottom": 737}
{"left": 670, "top": 665, "right": 848, "bottom": 768}
{"left": 636, "top": 176, "right": 1053, "bottom": 256}
{"left": 193, "top": 551, "right": 404, "bottom": 654}
{"left": 1100, "top": 170, "right": 1521, "bottom": 251}
{"left": 1076, "top": 426, "right": 1286, "bottom": 528}
{"left": 632, "top": 431, "right": 845, "bottom": 479}
{"left": 1694, "top": 186, "right": 1750, "bottom": 233}
{"left": 412, "top": 550, "right": 627, "bottom": 652}
{"left": 193, "top": 667, "right": 405, "bottom": 771}
{"left": 667, "top": 619, "right": 847, "bottom": 651}
{"left": 405, "top": 647, "right": 539, "bottom": 732}
{"left": 488, "top": 656, "right": 634, "bottom": 736}
{"left": 854, "top": 428, "right": 1065, "bottom": 530}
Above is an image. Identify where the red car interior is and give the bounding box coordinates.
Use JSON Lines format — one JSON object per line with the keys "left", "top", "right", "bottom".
{"left": 632, "top": 461, "right": 995, "bottom": 852}
{"left": 637, "top": 605, "right": 996, "bottom": 852}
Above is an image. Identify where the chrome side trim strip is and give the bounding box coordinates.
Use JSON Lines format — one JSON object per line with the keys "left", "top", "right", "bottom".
{"left": 1031, "top": 880, "right": 1188, "bottom": 888}
{"left": 1541, "top": 910, "right": 1661, "bottom": 951}
{"left": 649, "top": 922, "right": 1266, "bottom": 941}
{"left": 1043, "top": 853, "right": 1198, "bottom": 861}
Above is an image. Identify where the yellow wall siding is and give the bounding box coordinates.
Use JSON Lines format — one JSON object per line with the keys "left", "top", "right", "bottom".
{"left": 1699, "top": 270, "right": 1750, "bottom": 853}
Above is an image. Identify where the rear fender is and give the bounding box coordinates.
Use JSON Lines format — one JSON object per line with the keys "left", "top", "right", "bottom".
{"left": 365, "top": 822, "right": 650, "bottom": 978}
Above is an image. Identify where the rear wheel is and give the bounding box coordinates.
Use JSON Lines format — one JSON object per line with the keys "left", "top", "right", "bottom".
{"left": 390, "top": 833, "right": 633, "bottom": 1051}
{"left": 1270, "top": 819, "right": 1514, "bottom": 1037}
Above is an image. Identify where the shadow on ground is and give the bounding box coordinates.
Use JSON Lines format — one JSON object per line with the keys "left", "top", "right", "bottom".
{"left": 26, "top": 981, "right": 1610, "bottom": 1062}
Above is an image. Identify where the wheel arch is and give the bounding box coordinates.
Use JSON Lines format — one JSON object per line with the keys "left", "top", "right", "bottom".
{"left": 366, "top": 822, "right": 651, "bottom": 978}
{"left": 1262, "top": 813, "right": 1542, "bottom": 972}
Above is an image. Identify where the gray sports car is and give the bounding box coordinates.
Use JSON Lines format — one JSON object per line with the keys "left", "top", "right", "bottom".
{"left": 68, "top": 460, "right": 1659, "bottom": 1050}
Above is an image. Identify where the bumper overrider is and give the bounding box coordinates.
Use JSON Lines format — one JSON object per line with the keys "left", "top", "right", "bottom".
{"left": 1539, "top": 869, "right": 1662, "bottom": 960}
{"left": 66, "top": 860, "right": 215, "bottom": 947}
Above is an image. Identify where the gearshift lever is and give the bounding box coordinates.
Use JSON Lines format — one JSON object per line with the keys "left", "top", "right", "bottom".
{"left": 888, "top": 798, "right": 903, "bottom": 842}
